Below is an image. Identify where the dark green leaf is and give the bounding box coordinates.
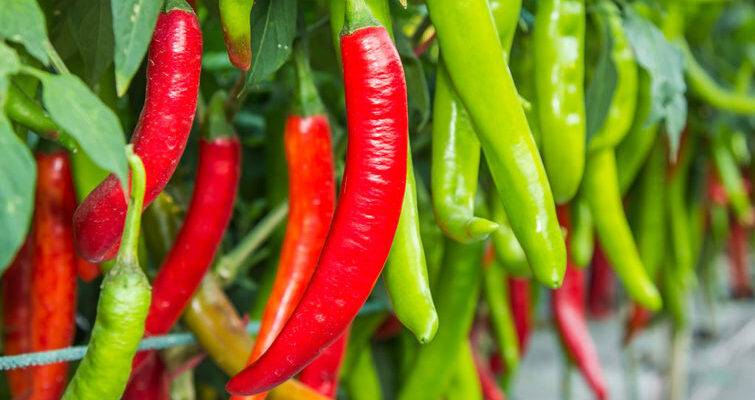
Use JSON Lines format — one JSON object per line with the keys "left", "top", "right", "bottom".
{"left": 68, "top": 0, "right": 114, "bottom": 86}
{"left": 244, "top": 0, "right": 297, "bottom": 88}
{"left": 395, "top": 30, "right": 430, "bottom": 132}
{"left": 585, "top": 22, "right": 617, "bottom": 144}
{"left": 111, "top": 0, "right": 163, "bottom": 96}
{"left": 624, "top": 8, "right": 687, "bottom": 157}
{"left": 39, "top": 74, "right": 127, "bottom": 185}
{"left": 0, "top": 116, "right": 36, "bottom": 273}
{"left": 0, "top": 0, "right": 50, "bottom": 65}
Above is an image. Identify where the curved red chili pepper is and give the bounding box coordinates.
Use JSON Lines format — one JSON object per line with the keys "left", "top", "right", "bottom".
{"left": 232, "top": 111, "right": 335, "bottom": 400}
{"left": 226, "top": 15, "right": 407, "bottom": 396}
{"left": 587, "top": 243, "right": 616, "bottom": 319}
{"left": 508, "top": 277, "right": 531, "bottom": 354}
{"left": 2, "top": 239, "right": 32, "bottom": 398}
{"left": 728, "top": 218, "right": 753, "bottom": 298}
{"left": 554, "top": 206, "right": 608, "bottom": 400}
{"left": 298, "top": 330, "right": 350, "bottom": 398}
{"left": 133, "top": 131, "right": 240, "bottom": 372}
{"left": 73, "top": 4, "right": 202, "bottom": 263}
{"left": 30, "top": 151, "right": 78, "bottom": 399}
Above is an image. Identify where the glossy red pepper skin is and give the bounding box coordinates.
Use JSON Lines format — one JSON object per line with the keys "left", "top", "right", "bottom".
{"left": 298, "top": 330, "right": 350, "bottom": 398}
{"left": 226, "top": 24, "right": 407, "bottom": 396}
{"left": 30, "top": 151, "right": 78, "bottom": 400}
{"left": 123, "top": 353, "right": 169, "bottom": 400}
{"left": 73, "top": 5, "right": 202, "bottom": 263}
{"left": 587, "top": 243, "right": 616, "bottom": 319}
{"left": 508, "top": 277, "right": 531, "bottom": 353}
{"left": 2, "top": 239, "right": 32, "bottom": 397}
{"left": 144, "top": 136, "right": 240, "bottom": 337}
{"left": 75, "top": 257, "right": 101, "bottom": 282}
{"left": 554, "top": 206, "right": 608, "bottom": 400}
{"left": 728, "top": 219, "right": 752, "bottom": 298}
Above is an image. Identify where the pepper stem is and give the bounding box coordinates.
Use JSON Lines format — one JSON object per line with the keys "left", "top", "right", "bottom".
{"left": 116, "top": 145, "right": 146, "bottom": 268}
{"left": 292, "top": 42, "right": 324, "bottom": 117}
{"left": 342, "top": 0, "right": 379, "bottom": 35}
{"left": 164, "top": 0, "right": 193, "bottom": 13}
{"left": 203, "top": 91, "right": 236, "bottom": 141}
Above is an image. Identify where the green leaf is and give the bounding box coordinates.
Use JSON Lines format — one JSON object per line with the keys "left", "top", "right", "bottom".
{"left": 624, "top": 8, "right": 687, "bottom": 158}
{"left": 111, "top": 0, "right": 163, "bottom": 96}
{"left": 0, "top": 116, "right": 36, "bottom": 273}
{"left": 244, "top": 0, "right": 297, "bottom": 88}
{"left": 68, "top": 0, "right": 115, "bottom": 86}
{"left": 39, "top": 74, "right": 127, "bottom": 185}
{"left": 0, "top": 42, "right": 21, "bottom": 104}
{"left": 395, "top": 30, "right": 430, "bottom": 132}
{"left": 585, "top": 21, "right": 617, "bottom": 144}
{"left": 0, "top": 0, "right": 50, "bottom": 65}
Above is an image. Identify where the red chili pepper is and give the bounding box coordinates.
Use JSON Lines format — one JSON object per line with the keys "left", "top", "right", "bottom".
{"left": 508, "top": 277, "right": 531, "bottom": 354}
{"left": 298, "top": 330, "right": 350, "bottom": 398}
{"left": 728, "top": 218, "right": 753, "bottom": 298}
{"left": 587, "top": 243, "right": 616, "bottom": 319}
{"left": 373, "top": 314, "right": 403, "bottom": 341}
{"left": 2, "top": 239, "right": 32, "bottom": 398}
{"left": 123, "top": 353, "right": 170, "bottom": 400}
{"left": 471, "top": 345, "right": 507, "bottom": 400}
{"left": 30, "top": 150, "right": 78, "bottom": 399}
{"left": 623, "top": 302, "right": 652, "bottom": 346}
{"left": 75, "top": 256, "right": 101, "bottom": 282}
{"left": 231, "top": 45, "right": 336, "bottom": 400}
{"left": 73, "top": 2, "right": 202, "bottom": 263}
{"left": 226, "top": 3, "right": 407, "bottom": 394}
{"left": 133, "top": 92, "right": 241, "bottom": 372}
{"left": 554, "top": 206, "right": 608, "bottom": 400}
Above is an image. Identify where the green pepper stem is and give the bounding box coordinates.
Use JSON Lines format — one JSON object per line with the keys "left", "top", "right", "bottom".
{"left": 203, "top": 91, "right": 235, "bottom": 141}
{"left": 292, "top": 42, "right": 324, "bottom": 117}
{"left": 116, "top": 145, "right": 146, "bottom": 268}
{"left": 213, "top": 201, "right": 289, "bottom": 286}
{"left": 342, "top": 0, "right": 379, "bottom": 35}
{"left": 678, "top": 39, "right": 755, "bottom": 114}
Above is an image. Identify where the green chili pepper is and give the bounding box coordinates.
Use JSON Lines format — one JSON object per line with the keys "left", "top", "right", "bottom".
{"left": 661, "top": 253, "right": 687, "bottom": 331}
{"left": 627, "top": 137, "right": 665, "bottom": 283}
{"left": 431, "top": 61, "right": 499, "bottom": 243}
{"left": 482, "top": 252, "right": 520, "bottom": 385}
{"left": 444, "top": 342, "right": 482, "bottom": 400}
{"left": 583, "top": 148, "right": 661, "bottom": 311}
{"left": 587, "top": 1, "right": 638, "bottom": 154}
{"left": 667, "top": 131, "right": 698, "bottom": 291}
{"left": 397, "top": 239, "right": 484, "bottom": 400}
{"left": 416, "top": 175, "right": 445, "bottom": 287}
{"left": 219, "top": 0, "right": 254, "bottom": 70}
{"left": 489, "top": 191, "right": 530, "bottom": 277}
{"left": 62, "top": 146, "right": 151, "bottom": 400}
{"left": 344, "top": 345, "right": 382, "bottom": 400}
{"left": 534, "top": 0, "right": 586, "bottom": 203}
{"left": 5, "top": 83, "right": 59, "bottom": 138}
{"left": 384, "top": 157, "right": 439, "bottom": 343}
{"left": 616, "top": 70, "right": 659, "bottom": 195}
{"left": 489, "top": 0, "right": 522, "bottom": 61}
{"left": 142, "top": 193, "right": 184, "bottom": 264}
{"left": 511, "top": 34, "right": 542, "bottom": 150}
{"left": 425, "top": 0, "right": 566, "bottom": 288}
{"left": 568, "top": 197, "right": 594, "bottom": 269}
{"left": 711, "top": 126, "right": 754, "bottom": 225}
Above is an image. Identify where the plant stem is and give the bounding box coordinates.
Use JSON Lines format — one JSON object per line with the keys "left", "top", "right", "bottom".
{"left": 213, "top": 202, "right": 289, "bottom": 286}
